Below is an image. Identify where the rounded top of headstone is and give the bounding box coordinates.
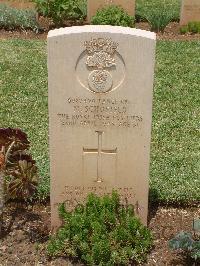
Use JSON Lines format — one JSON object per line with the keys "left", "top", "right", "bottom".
{"left": 48, "top": 25, "right": 156, "bottom": 40}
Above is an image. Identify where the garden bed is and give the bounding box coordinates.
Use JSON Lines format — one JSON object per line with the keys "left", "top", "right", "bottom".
{"left": 0, "top": 21, "right": 200, "bottom": 41}
{"left": 0, "top": 202, "right": 199, "bottom": 265}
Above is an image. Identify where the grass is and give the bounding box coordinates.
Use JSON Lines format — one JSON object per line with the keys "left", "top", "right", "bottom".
{"left": 151, "top": 41, "right": 200, "bottom": 204}
{"left": 0, "top": 39, "right": 199, "bottom": 204}
{"left": 0, "top": 40, "right": 49, "bottom": 199}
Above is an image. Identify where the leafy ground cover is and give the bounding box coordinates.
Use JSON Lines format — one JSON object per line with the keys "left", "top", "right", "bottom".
{"left": 136, "top": 0, "right": 181, "bottom": 22}
{"left": 0, "top": 39, "right": 199, "bottom": 204}
{"left": 0, "top": 3, "right": 39, "bottom": 32}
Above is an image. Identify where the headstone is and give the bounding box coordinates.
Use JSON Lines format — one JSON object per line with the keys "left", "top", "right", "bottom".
{"left": 180, "top": 0, "right": 200, "bottom": 25}
{"left": 0, "top": 0, "right": 36, "bottom": 10}
{"left": 87, "top": 0, "right": 135, "bottom": 22}
{"left": 48, "top": 26, "right": 156, "bottom": 231}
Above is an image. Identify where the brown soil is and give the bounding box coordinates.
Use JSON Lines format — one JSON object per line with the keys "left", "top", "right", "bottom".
{"left": 0, "top": 20, "right": 200, "bottom": 41}
{"left": 0, "top": 29, "right": 47, "bottom": 40}
{"left": 135, "top": 22, "right": 200, "bottom": 41}
{"left": 0, "top": 202, "right": 199, "bottom": 265}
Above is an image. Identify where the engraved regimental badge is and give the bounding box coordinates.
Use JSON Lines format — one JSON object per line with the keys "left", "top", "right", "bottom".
{"left": 84, "top": 38, "right": 118, "bottom": 93}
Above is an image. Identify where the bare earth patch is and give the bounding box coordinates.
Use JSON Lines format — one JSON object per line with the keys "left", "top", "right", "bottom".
{"left": 0, "top": 202, "right": 199, "bottom": 265}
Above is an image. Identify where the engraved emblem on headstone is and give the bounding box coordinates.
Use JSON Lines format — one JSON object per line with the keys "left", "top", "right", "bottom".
{"left": 83, "top": 131, "right": 117, "bottom": 182}
{"left": 84, "top": 38, "right": 118, "bottom": 93}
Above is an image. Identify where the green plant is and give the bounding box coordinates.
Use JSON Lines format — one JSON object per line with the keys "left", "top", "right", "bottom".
{"left": 136, "top": 0, "right": 181, "bottom": 23}
{"left": 0, "top": 128, "right": 39, "bottom": 201}
{"left": 91, "top": 5, "right": 134, "bottom": 27}
{"left": 143, "top": 5, "right": 173, "bottom": 32}
{"left": 33, "top": 0, "right": 49, "bottom": 17}
{"left": 0, "top": 128, "right": 38, "bottom": 234}
{"left": 8, "top": 160, "right": 38, "bottom": 199}
{"left": 188, "top": 21, "right": 200, "bottom": 34}
{"left": 169, "top": 219, "right": 200, "bottom": 261}
{"left": 47, "top": 191, "right": 152, "bottom": 265}
{"left": 180, "top": 22, "right": 200, "bottom": 34}
{"left": 0, "top": 4, "right": 40, "bottom": 32}
{"left": 33, "top": 0, "right": 86, "bottom": 26}
{"left": 180, "top": 25, "right": 188, "bottom": 34}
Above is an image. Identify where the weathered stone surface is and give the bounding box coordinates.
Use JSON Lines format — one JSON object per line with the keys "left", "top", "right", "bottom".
{"left": 180, "top": 0, "right": 200, "bottom": 25}
{"left": 0, "top": 0, "right": 35, "bottom": 9}
{"left": 87, "top": 0, "right": 135, "bottom": 22}
{"left": 48, "top": 26, "right": 156, "bottom": 231}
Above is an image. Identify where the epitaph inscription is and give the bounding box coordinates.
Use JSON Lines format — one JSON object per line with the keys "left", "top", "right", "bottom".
{"left": 55, "top": 185, "right": 142, "bottom": 217}
{"left": 57, "top": 97, "right": 143, "bottom": 128}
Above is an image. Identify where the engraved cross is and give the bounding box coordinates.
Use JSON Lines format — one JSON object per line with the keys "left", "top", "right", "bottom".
{"left": 83, "top": 131, "right": 117, "bottom": 183}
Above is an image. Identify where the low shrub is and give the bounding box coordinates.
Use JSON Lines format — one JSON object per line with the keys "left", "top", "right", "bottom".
{"left": 180, "top": 25, "right": 188, "bottom": 34}
{"left": 47, "top": 191, "right": 152, "bottom": 265}
{"left": 169, "top": 219, "right": 200, "bottom": 262}
{"left": 91, "top": 5, "right": 134, "bottom": 27}
{"left": 180, "top": 21, "right": 200, "bottom": 34}
{"left": 136, "top": 0, "right": 180, "bottom": 23}
{"left": 0, "top": 4, "right": 40, "bottom": 32}
{"left": 33, "top": 0, "right": 86, "bottom": 26}
{"left": 143, "top": 6, "right": 173, "bottom": 32}
{"left": 188, "top": 21, "right": 200, "bottom": 34}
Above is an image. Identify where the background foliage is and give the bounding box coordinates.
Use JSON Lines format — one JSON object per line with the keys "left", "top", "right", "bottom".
{"left": 91, "top": 5, "right": 134, "bottom": 27}
{"left": 33, "top": 0, "right": 181, "bottom": 29}
{"left": 136, "top": 0, "right": 181, "bottom": 22}
{"left": 0, "top": 3, "right": 39, "bottom": 32}
{"left": 34, "top": 0, "right": 86, "bottom": 25}
{"left": 180, "top": 21, "right": 200, "bottom": 34}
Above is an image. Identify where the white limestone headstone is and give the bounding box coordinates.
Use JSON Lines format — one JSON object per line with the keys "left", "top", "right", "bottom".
{"left": 48, "top": 26, "right": 156, "bottom": 231}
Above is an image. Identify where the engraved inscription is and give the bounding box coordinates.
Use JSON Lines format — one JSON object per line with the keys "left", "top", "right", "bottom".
{"left": 57, "top": 97, "right": 143, "bottom": 128}
{"left": 83, "top": 131, "right": 117, "bottom": 183}
{"left": 84, "top": 38, "right": 118, "bottom": 93}
{"left": 58, "top": 185, "right": 143, "bottom": 215}
{"left": 62, "top": 186, "right": 136, "bottom": 203}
